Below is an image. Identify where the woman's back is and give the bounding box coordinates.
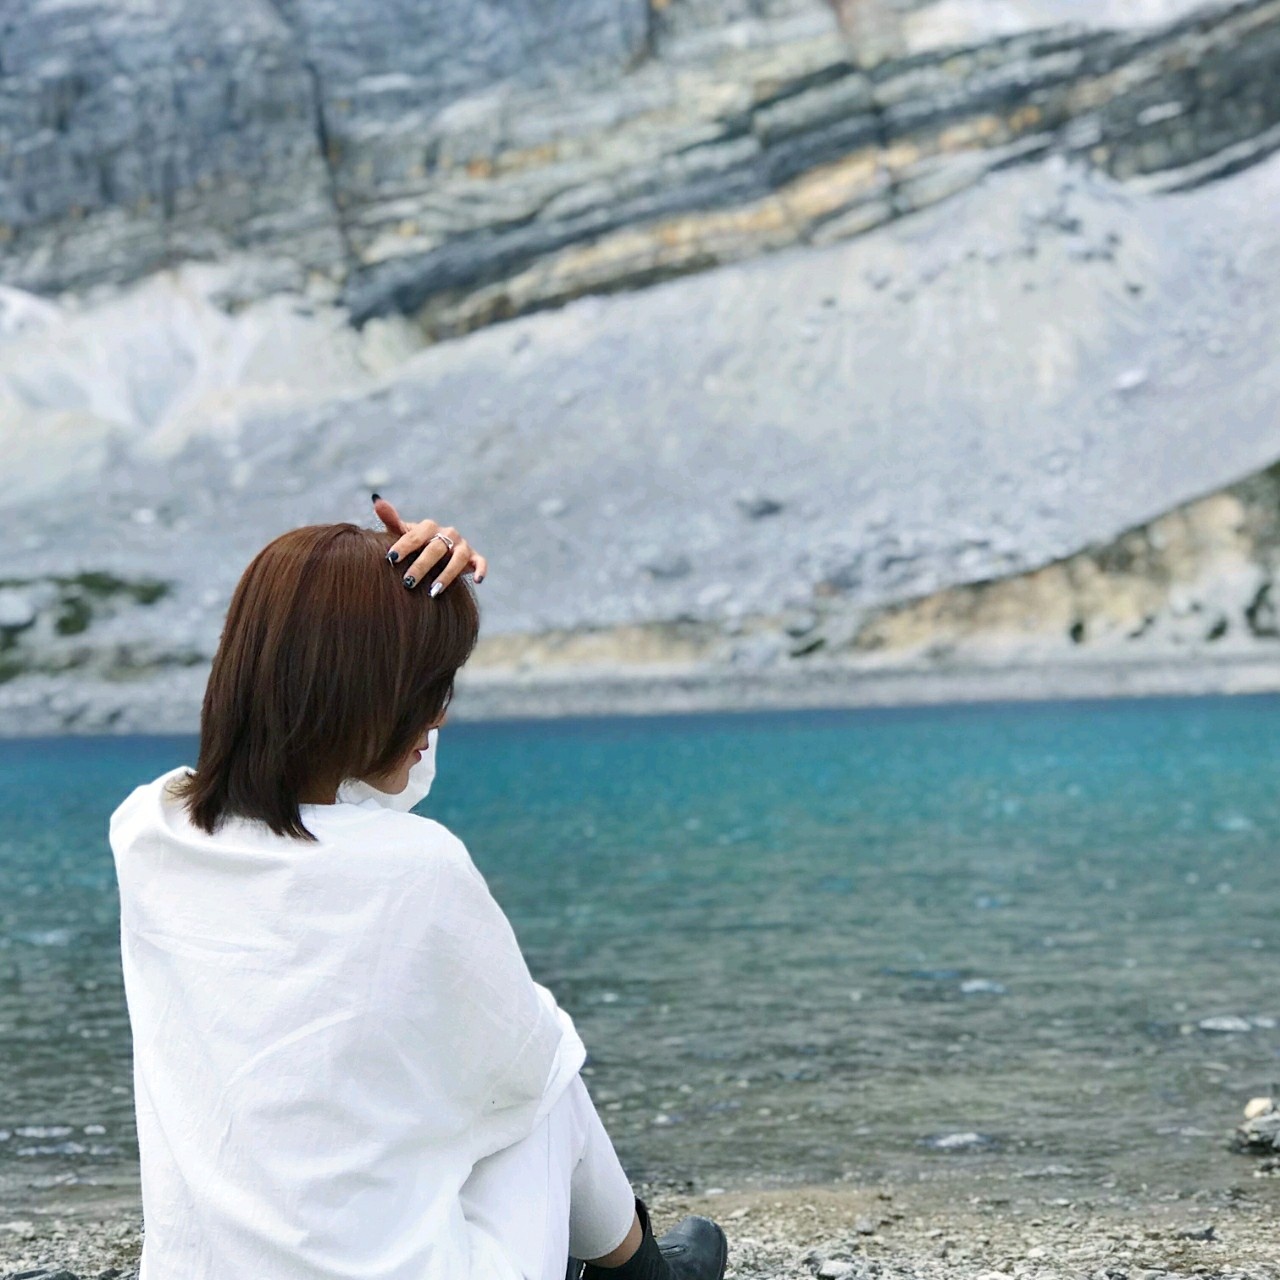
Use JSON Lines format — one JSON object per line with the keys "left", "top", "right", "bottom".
{"left": 110, "top": 759, "right": 585, "bottom": 1280}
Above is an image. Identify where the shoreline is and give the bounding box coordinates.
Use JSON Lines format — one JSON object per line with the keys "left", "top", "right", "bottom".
{"left": 452, "top": 649, "right": 1280, "bottom": 721}
{"left": 4, "top": 649, "right": 1280, "bottom": 737}
{"left": 4, "top": 1174, "right": 1277, "bottom": 1279}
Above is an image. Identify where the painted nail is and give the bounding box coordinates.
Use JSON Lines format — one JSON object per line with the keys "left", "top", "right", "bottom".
{"left": 403, "top": 575, "right": 416, "bottom": 589}
{"left": 429, "top": 581, "right": 444, "bottom": 598}
{"left": 475, "top": 574, "right": 485, "bottom": 584}
{"left": 371, "top": 492, "right": 381, "bottom": 503}
{"left": 386, "top": 549, "right": 399, "bottom": 563}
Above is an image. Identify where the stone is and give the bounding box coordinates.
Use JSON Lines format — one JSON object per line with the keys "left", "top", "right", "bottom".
{"left": 1173, "top": 1225, "right": 1216, "bottom": 1241}
{"left": 728, "top": 633, "right": 784, "bottom": 668}
{"left": 818, "top": 1263, "right": 856, "bottom": 1279}
{"left": 640, "top": 554, "right": 693, "bottom": 580}
{"left": 1114, "top": 367, "right": 1149, "bottom": 394}
{"left": 696, "top": 582, "right": 733, "bottom": 609}
{"left": 960, "top": 978, "right": 1008, "bottom": 995}
{"left": 1244, "top": 1097, "right": 1274, "bottom": 1120}
{"left": 0, "top": 286, "right": 59, "bottom": 338}
{"left": 782, "top": 609, "right": 818, "bottom": 637}
{"left": 1235, "top": 1108, "right": 1280, "bottom": 1150}
{"left": 0, "top": 589, "right": 36, "bottom": 631}
{"left": 1199, "top": 1015, "right": 1252, "bottom": 1033}
{"left": 921, "top": 1131, "right": 998, "bottom": 1151}
{"left": 735, "top": 492, "right": 784, "bottom": 520}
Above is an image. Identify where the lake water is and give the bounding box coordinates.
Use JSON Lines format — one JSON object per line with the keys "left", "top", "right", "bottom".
{"left": 2, "top": 695, "right": 1279, "bottom": 1219}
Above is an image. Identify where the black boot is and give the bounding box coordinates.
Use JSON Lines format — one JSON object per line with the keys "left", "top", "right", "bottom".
{"left": 577, "top": 1197, "right": 727, "bottom": 1280}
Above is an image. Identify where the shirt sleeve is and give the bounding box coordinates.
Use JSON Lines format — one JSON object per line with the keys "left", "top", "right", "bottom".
{"left": 373, "top": 824, "right": 586, "bottom": 1166}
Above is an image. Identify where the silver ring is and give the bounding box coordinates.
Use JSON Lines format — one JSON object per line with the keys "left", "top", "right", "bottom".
{"left": 430, "top": 533, "right": 455, "bottom": 551}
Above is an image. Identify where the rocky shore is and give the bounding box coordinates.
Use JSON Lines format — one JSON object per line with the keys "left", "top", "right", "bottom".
{"left": 4, "top": 1177, "right": 1278, "bottom": 1279}
{"left": 4, "top": 648, "right": 1280, "bottom": 739}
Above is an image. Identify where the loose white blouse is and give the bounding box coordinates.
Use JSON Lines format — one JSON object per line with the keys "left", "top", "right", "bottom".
{"left": 108, "top": 730, "right": 586, "bottom": 1279}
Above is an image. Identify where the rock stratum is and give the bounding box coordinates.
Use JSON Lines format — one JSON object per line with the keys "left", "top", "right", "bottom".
{"left": 1, "top": 0, "right": 1279, "bottom": 732}
{"left": 3, "top": 0, "right": 1280, "bottom": 326}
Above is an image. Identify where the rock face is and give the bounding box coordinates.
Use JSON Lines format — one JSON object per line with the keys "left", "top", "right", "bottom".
{"left": 832, "top": 467, "right": 1280, "bottom": 663}
{"left": 3, "top": 0, "right": 1280, "bottom": 330}
{"left": 0, "top": 0, "right": 345, "bottom": 293}
{"left": 2, "top": 134, "right": 1280, "bottom": 732}
{"left": 341, "top": 0, "right": 1280, "bottom": 333}
{"left": 3, "top": 0, "right": 1280, "bottom": 732}
{"left": 0, "top": 0, "right": 728, "bottom": 295}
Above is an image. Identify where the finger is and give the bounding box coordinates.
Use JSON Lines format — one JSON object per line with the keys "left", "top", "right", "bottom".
{"left": 427, "top": 543, "right": 475, "bottom": 597}
{"left": 402, "top": 529, "right": 458, "bottom": 590}
{"left": 387, "top": 518, "right": 440, "bottom": 569}
{"left": 470, "top": 552, "right": 488, "bottom": 584}
{"left": 372, "top": 495, "right": 409, "bottom": 536}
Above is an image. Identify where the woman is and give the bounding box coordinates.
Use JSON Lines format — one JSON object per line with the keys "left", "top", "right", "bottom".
{"left": 108, "top": 497, "right": 728, "bottom": 1280}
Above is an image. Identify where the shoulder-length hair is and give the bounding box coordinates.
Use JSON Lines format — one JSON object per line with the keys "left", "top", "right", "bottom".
{"left": 170, "top": 522, "right": 479, "bottom": 841}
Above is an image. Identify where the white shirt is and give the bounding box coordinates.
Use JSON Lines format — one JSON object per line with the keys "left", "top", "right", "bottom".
{"left": 108, "top": 730, "right": 586, "bottom": 1279}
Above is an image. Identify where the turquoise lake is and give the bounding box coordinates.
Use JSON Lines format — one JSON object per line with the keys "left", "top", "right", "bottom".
{"left": 2, "top": 695, "right": 1279, "bottom": 1217}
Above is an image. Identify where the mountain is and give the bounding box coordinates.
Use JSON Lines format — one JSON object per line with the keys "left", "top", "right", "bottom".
{"left": 1, "top": 0, "right": 1278, "bottom": 731}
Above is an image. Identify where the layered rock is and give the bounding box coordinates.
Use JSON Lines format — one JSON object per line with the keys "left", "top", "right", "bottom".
{"left": 6, "top": 146, "right": 1279, "bottom": 626}
{"left": 341, "top": 0, "right": 1280, "bottom": 333}
{"left": 813, "top": 466, "right": 1280, "bottom": 664}
{"left": 4, "top": 0, "right": 1280, "bottom": 335}
{"left": 0, "top": 0, "right": 345, "bottom": 293}
{"left": 432, "top": 462, "right": 1280, "bottom": 680}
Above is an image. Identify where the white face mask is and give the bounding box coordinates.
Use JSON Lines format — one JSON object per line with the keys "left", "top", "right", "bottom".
{"left": 334, "top": 727, "right": 439, "bottom": 812}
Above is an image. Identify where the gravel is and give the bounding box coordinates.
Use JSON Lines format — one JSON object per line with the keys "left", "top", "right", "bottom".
{"left": 6, "top": 1179, "right": 1279, "bottom": 1278}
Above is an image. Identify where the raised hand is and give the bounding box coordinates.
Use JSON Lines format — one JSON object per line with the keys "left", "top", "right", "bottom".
{"left": 372, "top": 494, "right": 488, "bottom": 595}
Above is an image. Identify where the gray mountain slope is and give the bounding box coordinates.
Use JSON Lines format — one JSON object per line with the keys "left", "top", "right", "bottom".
{"left": 0, "top": 146, "right": 1277, "bottom": 731}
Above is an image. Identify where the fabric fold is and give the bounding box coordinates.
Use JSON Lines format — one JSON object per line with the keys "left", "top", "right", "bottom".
{"left": 109, "top": 739, "right": 585, "bottom": 1280}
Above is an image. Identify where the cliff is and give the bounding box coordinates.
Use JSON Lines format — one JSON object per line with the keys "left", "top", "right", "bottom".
{"left": 1, "top": 0, "right": 1279, "bottom": 731}
{"left": 3, "top": 0, "right": 1279, "bottom": 330}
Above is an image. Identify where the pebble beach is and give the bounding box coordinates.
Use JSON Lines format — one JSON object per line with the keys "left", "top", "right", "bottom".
{"left": 5, "top": 1174, "right": 1280, "bottom": 1280}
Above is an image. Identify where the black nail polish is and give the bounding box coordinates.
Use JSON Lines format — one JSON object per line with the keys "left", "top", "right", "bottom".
{"left": 403, "top": 575, "right": 416, "bottom": 589}
{"left": 387, "top": 550, "right": 399, "bottom": 563}
{"left": 371, "top": 492, "right": 381, "bottom": 503}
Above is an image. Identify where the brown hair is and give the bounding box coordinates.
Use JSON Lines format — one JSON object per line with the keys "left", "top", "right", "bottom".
{"left": 170, "top": 523, "right": 479, "bottom": 840}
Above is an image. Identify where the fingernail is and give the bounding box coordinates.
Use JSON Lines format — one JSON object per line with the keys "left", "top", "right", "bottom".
{"left": 475, "top": 573, "right": 485, "bottom": 584}
{"left": 403, "top": 575, "right": 416, "bottom": 589}
{"left": 429, "top": 581, "right": 444, "bottom": 598}
{"left": 371, "top": 492, "right": 381, "bottom": 503}
{"left": 386, "top": 549, "right": 399, "bottom": 563}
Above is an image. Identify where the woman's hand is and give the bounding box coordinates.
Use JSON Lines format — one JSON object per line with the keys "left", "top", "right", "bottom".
{"left": 372, "top": 495, "right": 488, "bottom": 594}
